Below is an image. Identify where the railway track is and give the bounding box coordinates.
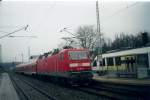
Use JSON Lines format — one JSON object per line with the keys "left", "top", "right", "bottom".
{"left": 11, "top": 74, "right": 105, "bottom": 100}
{"left": 11, "top": 73, "right": 150, "bottom": 100}
{"left": 10, "top": 75, "right": 57, "bottom": 100}
{"left": 75, "top": 81, "right": 149, "bottom": 100}
{"left": 11, "top": 76, "right": 32, "bottom": 100}
{"left": 76, "top": 86, "right": 139, "bottom": 100}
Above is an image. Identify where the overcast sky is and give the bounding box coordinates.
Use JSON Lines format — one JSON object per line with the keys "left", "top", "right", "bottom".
{"left": 0, "top": 0, "right": 150, "bottom": 62}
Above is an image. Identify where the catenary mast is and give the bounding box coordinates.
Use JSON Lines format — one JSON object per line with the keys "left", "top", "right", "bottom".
{"left": 96, "top": 1, "right": 103, "bottom": 71}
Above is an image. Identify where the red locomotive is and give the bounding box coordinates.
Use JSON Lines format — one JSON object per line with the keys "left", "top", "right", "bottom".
{"left": 16, "top": 48, "right": 93, "bottom": 85}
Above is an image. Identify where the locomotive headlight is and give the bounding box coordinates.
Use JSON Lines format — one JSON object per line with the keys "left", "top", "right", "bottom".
{"left": 69, "top": 63, "right": 78, "bottom": 67}
{"left": 69, "top": 63, "right": 90, "bottom": 67}
{"left": 82, "top": 63, "right": 90, "bottom": 66}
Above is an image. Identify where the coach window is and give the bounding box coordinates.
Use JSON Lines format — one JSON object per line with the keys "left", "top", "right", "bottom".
{"left": 107, "top": 58, "right": 113, "bottom": 66}
{"left": 102, "top": 59, "right": 105, "bottom": 66}
{"left": 115, "top": 57, "right": 121, "bottom": 65}
{"left": 93, "top": 60, "right": 97, "bottom": 67}
{"left": 137, "top": 54, "right": 148, "bottom": 68}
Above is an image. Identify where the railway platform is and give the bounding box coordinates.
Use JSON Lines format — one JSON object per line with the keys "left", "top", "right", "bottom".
{"left": 0, "top": 73, "right": 20, "bottom": 100}
{"left": 93, "top": 75, "right": 150, "bottom": 86}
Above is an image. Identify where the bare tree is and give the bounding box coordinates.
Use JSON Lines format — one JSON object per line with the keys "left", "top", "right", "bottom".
{"left": 75, "top": 25, "right": 97, "bottom": 51}
{"left": 59, "top": 25, "right": 98, "bottom": 51}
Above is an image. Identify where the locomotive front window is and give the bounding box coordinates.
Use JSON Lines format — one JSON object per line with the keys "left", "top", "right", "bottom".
{"left": 69, "top": 51, "right": 89, "bottom": 60}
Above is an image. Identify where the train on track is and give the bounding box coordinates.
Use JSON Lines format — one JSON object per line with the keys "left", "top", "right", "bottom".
{"left": 92, "top": 46, "right": 150, "bottom": 78}
{"left": 15, "top": 48, "right": 93, "bottom": 85}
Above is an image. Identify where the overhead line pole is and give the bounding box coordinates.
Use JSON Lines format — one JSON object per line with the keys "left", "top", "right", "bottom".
{"left": 96, "top": 1, "right": 103, "bottom": 72}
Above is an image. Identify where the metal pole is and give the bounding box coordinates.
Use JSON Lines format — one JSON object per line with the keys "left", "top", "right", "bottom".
{"left": 96, "top": 1, "right": 103, "bottom": 72}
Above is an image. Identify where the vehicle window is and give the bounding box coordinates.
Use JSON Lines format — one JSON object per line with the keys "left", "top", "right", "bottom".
{"left": 103, "top": 59, "right": 105, "bottom": 66}
{"left": 93, "top": 60, "right": 97, "bottom": 67}
{"left": 115, "top": 57, "right": 121, "bottom": 65}
{"left": 137, "top": 54, "right": 148, "bottom": 68}
{"left": 69, "top": 51, "right": 89, "bottom": 60}
{"left": 107, "top": 58, "right": 113, "bottom": 66}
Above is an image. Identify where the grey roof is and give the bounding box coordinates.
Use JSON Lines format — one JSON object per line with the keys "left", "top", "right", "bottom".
{"left": 97, "top": 46, "right": 150, "bottom": 58}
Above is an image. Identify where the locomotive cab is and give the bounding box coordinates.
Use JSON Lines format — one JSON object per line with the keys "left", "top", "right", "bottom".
{"left": 66, "top": 49, "right": 93, "bottom": 84}
{"left": 68, "top": 50, "right": 91, "bottom": 71}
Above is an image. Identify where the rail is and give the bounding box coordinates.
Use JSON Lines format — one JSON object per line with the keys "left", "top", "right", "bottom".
{"left": 10, "top": 75, "right": 57, "bottom": 100}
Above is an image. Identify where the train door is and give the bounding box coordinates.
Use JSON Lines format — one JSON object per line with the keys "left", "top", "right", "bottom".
{"left": 136, "top": 53, "right": 149, "bottom": 78}
{"left": 55, "top": 56, "right": 58, "bottom": 73}
{"left": 119, "top": 56, "right": 136, "bottom": 78}
{"left": 128, "top": 56, "right": 135, "bottom": 73}
{"left": 59, "top": 53, "right": 64, "bottom": 72}
{"left": 136, "top": 54, "right": 149, "bottom": 68}
{"left": 121, "top": 56, "right": 136, "bottom": 73}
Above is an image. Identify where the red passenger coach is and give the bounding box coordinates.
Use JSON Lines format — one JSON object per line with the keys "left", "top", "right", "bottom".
{"left": 16, "top": 48, "right": 93, "bottom": 84}
{"left": 15, "top": 62, "right": 36, "bottom": 74}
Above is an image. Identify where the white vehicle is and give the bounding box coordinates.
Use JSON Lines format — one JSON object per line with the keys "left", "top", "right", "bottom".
{"left": 92, "top": 46, "right": 150, "bottom": 78}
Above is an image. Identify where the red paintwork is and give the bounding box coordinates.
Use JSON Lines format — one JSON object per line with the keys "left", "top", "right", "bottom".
{"left": 16, "top": 62, "right": 36, "bottom": 74}
{"left": 37, "top": 49, "right": 91, "bottom": 74}
{"left": 16, "top": 48, "right": 92, "bottom": 78}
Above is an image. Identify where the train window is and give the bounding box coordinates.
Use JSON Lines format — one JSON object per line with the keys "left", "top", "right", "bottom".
{"left": 93, "top": 60, "right": 97, "bottom": 67}
{"left": 137, "top": 54, "right": 149, "bottom": 68}
{"left": 69, "top": 51, "right": 88, "bottom": 60}
{"left": 107, "top": 58, "right": 113, "bottom": 66}
{"left": 102, "top": 59, "right": 105, "bottom": 66}
{"left": 115, "top": 57, "right": 121, "bottom": 65}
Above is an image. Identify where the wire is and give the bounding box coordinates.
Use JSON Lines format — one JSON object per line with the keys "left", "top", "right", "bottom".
{"left": 0, "top": 25, "right": 28, "bottom": 39}
{"left": 103, "top": 2, "right": 139, "bottom": 23}
{"left": 9, "top": 35, "right": 37, "bottom": 38}
{"left": 100, "top": 2, "right": 130, "bottom": 12}
{"left": 0, "top": 25, "right": 26, "bottom": 29}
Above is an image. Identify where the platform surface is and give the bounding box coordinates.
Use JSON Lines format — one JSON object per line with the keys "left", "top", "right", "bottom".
{"left": 93, "top": 76, "right": 150, "bottom": 86}
{"left": 0, "top": 73, "right": 20, "bottom": 100}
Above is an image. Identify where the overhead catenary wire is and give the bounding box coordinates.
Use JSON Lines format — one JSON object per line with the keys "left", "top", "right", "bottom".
{"left": 100, "top": 2, "right": 132, "bottom": 13}
{"left": 0, "top": 25, "right": 28, "bottom": 39}
{"left": 9, "top": 35, "right": 37, "bottom": 38}
{"left": 103, "top": 2, "right": 140, "bottom": 23}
